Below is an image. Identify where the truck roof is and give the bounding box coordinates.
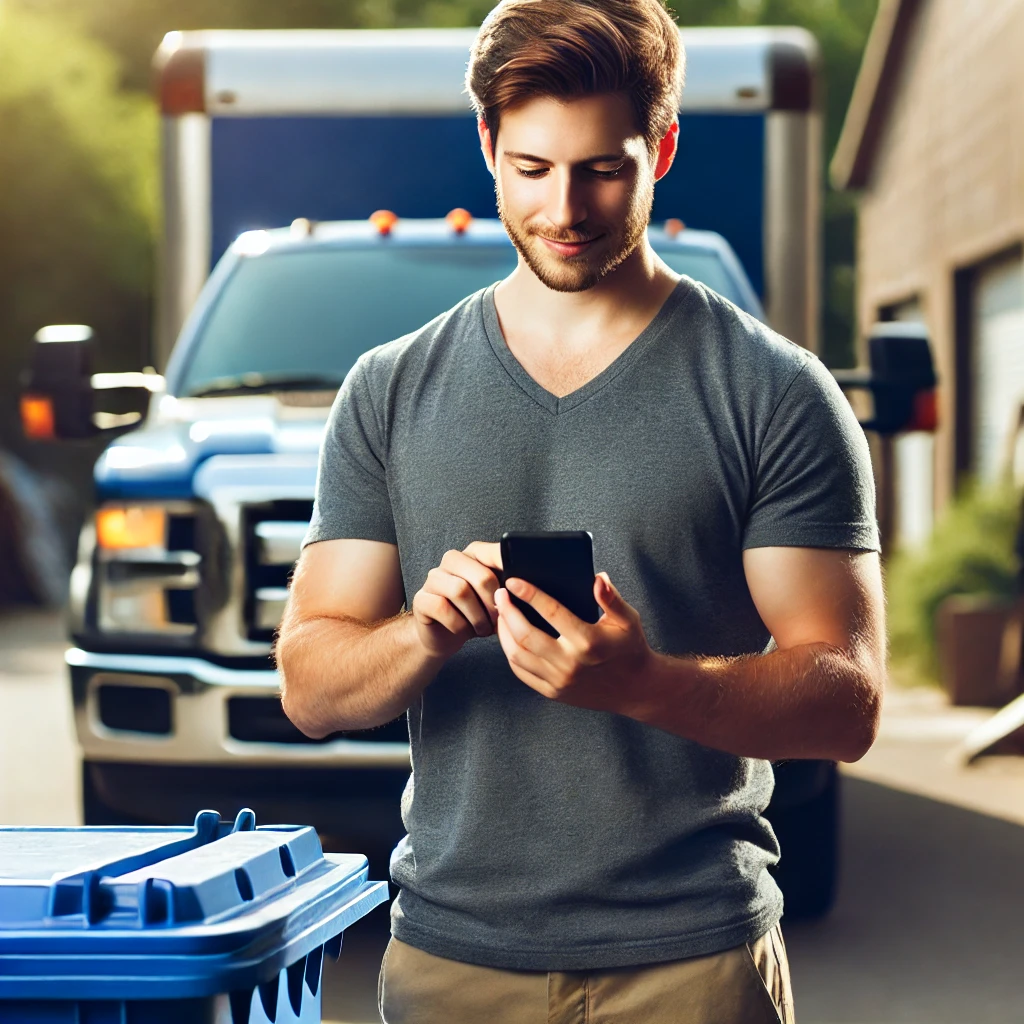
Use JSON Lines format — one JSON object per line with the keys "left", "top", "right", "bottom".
{"left": 229, "top": 216, "right": 747, "bottom": 261}
{"left": 155, "top": 27, "right": 819, "bottom": 117}
{"left": 220, "top": 215, "right": 761, "bottom": 314}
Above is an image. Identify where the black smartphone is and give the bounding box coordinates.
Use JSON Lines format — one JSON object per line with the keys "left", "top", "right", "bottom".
{"left": 499, "top": 531, "right": 600, "bottom": 638}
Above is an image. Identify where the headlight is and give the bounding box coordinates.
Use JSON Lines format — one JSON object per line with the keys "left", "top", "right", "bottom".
{"left": 95, "top": 503, "right": 200, "bottom": 636}
{"left": 96, "top": 506, "right": 166, "bottom": 550}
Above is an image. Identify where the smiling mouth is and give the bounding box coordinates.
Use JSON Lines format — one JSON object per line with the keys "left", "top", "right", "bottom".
{"left": 537, "top": 234, "right": 602, "bottom": 255}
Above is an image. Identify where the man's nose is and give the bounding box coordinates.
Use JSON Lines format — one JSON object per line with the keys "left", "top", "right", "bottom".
{"left": 545, "top": 167, "right": 588, "bottom": 231}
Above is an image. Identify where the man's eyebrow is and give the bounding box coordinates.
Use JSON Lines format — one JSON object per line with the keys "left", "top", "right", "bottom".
{"left": 502, "top": 151, "right": 627, "bottom": 164}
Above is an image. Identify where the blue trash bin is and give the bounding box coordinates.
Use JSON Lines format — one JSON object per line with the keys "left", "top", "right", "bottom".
{"left": 0, "top": 808, "right": 389, "bottom": 1022}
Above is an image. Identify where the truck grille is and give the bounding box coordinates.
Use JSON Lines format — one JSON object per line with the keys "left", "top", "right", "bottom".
{"left": 242, "top": 500, "right": 313, "bottom": 641}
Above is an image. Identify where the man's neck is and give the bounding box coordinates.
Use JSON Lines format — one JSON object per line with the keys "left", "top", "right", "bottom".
{"left": 491, "top": 241, "right": 682, "bottom": 398}
{"left": 494, "top": 240, "right": 680, "bottom": 355}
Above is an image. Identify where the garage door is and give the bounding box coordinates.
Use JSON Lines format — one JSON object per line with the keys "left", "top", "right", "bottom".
{"left": 973, "top": 253, "right": 1024, "bottom": 484}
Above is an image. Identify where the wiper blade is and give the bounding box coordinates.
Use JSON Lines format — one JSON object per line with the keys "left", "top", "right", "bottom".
{"left": 186, "top": 373, "right": 344, "bottom": 398}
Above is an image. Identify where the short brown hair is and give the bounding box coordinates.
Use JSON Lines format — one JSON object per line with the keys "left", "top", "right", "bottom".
{"left": 466, "top": 0, "right": 684, "bottom": 154}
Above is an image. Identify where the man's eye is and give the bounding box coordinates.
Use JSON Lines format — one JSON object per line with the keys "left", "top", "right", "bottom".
{"left": 512, "top": 166, "right": 623, "bottom": 179}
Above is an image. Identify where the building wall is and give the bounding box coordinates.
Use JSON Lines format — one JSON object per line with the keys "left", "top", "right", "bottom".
{"left": 856, "top": 0, "right": 1024, "bottom": 521}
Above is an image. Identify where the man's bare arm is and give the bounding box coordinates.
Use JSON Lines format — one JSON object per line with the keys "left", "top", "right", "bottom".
{"left": 278, "top": 538, "right": 503, "bottom": 739}
{"left": 494, "top": 547, "right": 885, "bottom": 763}
{"left": 636, "top": 548, "right": 885, "bottom": 762}
{"left": 277, "top": 539, "right": 421, "bottom": 738}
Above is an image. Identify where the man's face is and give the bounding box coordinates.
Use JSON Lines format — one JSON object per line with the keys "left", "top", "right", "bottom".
{"left": 485, "top": 93, "right": 658, "bottom": 293}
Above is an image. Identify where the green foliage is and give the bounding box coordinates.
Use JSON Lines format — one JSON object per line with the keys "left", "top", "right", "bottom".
{"left": 16, "top": 0, "right": 498, "bottom": 92}
{"left": 0, "top": 5, "right": 157, "bottom": 386}
{"left": 887, "top": 483, "right": 1022, "bottom": 681}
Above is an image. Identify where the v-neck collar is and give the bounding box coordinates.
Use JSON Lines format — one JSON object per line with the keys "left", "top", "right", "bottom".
{"left": 480, "top": 279, "right": 689, "bottom": 415}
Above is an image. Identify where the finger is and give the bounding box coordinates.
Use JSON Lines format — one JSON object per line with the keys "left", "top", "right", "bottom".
{"left": 496, "top": 616, "right": 558, "bottom": 698}
{"left": 594, "top": 572, "right": 634, "bottom": 627}
{"left": 505, "top": 577, "right": 589, "bottom": 642}
{"left": 494, "top": 587, "right": 563, "bottom": 655}
{"left": 495, "top": 614, "right": 555, "bottom": 681}
{"left": 412, "top": 590, "right": 474, "bottom": 637}
{"left": 441, "top": 549, "right": 500, "bottom": 624}
{"left": 425, "top": 569, "right": 493, "bottom": 637}
{"left": 463, "top": 540, "right": 503, "bottom": 572}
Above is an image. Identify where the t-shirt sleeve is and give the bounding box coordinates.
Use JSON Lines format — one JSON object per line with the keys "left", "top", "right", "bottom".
{"left": 303, "top": 354, "right": 397, "bottom": 548}
{"left": 743, "top": 355, "right": 880, "bottom": 552}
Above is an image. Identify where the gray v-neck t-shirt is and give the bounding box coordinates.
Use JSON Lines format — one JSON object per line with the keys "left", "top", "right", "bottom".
{"left": 304, "top": 278, "right": 879, "bottom": 971}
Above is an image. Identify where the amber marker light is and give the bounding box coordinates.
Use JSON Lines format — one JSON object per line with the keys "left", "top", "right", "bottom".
{"left": 369, "top": 210, "right": 398, "bottom": 236}
{"left": 446, "top": 208, "right": 473, "bottom": 234}
{"left": 20, "top": 395, "right": 56, "bottom": 440}
{"left": 664, "top": 218, "right": 685, "bottom": 239}
{"left": 96, "top": 507, "right": 167, "bottom": 550}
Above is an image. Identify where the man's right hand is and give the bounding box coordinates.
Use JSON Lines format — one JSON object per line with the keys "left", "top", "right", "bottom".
{"left": 411, "top": 541, "right": 503, "bottom": 659}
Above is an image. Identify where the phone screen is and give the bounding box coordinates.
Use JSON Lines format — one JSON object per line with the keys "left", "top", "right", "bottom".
{"left": 499, "top": 531, "right": 599, "bottom": 638}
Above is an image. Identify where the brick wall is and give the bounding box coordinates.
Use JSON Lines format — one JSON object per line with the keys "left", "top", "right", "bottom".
{"left": 856, "top": 0, "right": 1024, "bottom": 508}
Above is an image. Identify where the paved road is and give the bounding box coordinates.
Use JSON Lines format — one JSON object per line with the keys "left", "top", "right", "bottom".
{"left": 1, "top": 611, "right": 1022, "bottom": 1023}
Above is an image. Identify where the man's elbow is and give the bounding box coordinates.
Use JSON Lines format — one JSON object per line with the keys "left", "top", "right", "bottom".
{"left": 280, "top": 684, "right": 332, "bottom": 740}
{"left": 276, "top": 628, "right": 331, "bottom": 740}
{"left": 837, "top": 669, "right": 883, "bottom": 763}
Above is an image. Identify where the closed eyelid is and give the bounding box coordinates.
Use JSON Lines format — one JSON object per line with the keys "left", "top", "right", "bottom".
{"left": 510, "top": 163, "right": 626, "bottom": 173}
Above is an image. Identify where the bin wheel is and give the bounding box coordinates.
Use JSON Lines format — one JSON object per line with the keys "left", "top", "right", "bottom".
{"left": 81, "top": 761, "right": 145, "bottom": 826}
{"left": 766, "top": 768, "right": 840, "bottom": 921}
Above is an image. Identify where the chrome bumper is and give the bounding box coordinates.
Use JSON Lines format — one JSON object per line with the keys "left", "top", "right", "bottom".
{"left": 67, "top": 648, "right": 411, "bottom": 769}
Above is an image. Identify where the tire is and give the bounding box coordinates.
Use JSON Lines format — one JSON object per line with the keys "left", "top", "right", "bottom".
{"left": 766, "top": 767, "right": 840, "bottom": 921}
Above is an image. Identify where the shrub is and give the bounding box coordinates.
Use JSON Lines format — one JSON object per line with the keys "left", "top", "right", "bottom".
{"left": 886, "top": 482, "right": 1022, "bottom": 682}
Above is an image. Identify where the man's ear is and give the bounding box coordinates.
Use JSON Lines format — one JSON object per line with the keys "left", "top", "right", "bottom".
{"left": 654, "top": 121, "right": 679, "bottom": 181}
{"left": 478, "top": 117, "right": 496, "bottom": 177}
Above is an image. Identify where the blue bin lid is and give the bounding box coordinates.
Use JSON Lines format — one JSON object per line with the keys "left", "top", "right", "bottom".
{"left": 0, "top": 809, "right": 389, "bottom": 1000}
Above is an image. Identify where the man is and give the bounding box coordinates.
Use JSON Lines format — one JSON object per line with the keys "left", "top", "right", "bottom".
{"left": 278, "top": 1, "right": 885, "bottom": 1020}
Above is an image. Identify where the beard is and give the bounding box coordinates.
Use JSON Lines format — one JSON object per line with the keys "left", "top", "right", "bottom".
{"left": 495, "top": 179, "right": 655, "bottom": 293}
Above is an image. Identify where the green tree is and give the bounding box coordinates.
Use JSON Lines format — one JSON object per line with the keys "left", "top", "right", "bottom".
{"left": 0, "top": 4, "right": 157, "bottom": 489}
{"left": 0, "top": 6, "right": 157, "bottom": 369}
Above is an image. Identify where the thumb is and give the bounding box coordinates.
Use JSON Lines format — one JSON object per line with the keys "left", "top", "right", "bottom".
{"left": 595, "top": 572, "right": 631, "bottom": 624}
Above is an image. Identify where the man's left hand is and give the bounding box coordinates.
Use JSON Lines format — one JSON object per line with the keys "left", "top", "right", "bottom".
{"left": 494, "top": 573, "right": 654, "bottom": 716}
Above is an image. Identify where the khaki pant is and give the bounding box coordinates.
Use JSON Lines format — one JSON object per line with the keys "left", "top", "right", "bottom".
{"left": 378, "top": 923, "right": 795, "bottom": 1023}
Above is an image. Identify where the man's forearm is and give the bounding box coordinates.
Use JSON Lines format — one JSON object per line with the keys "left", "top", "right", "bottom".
{"left": 632, "top": 643, "right": 882, "bottom": 763}
{"left": 278, "top": 612, "right": 444, "bottom": 738}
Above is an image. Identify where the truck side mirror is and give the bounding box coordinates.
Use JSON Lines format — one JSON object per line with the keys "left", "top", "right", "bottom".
{"left": 21, "top": 325, "right": 165, "bottom": 441}
{"left": 832, "top": 322, "right": 938, "bottom": 435}
{"left": 21, "top": 325, "right": 96, "bottom": 440}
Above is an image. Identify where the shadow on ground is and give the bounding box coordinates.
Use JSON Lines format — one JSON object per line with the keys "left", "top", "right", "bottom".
{"left": 785, "top": 777, "right": 1024, "bottom": 1023}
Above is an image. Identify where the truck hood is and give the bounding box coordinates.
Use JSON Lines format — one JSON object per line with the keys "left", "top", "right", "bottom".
{"left": 94, "top": 393, "right": 331, "bottom": 501}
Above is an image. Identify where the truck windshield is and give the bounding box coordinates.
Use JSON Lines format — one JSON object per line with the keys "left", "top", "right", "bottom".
{"left": 177, "top": 243, "right": 748, "bottom": 397}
